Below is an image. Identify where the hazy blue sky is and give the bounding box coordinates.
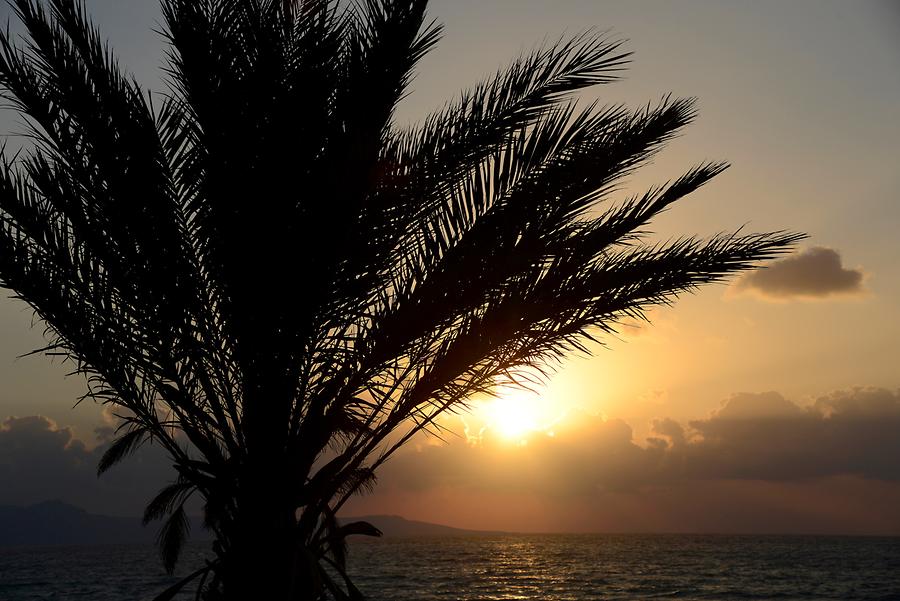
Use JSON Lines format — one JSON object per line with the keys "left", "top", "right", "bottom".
{"left": 1, "top": 1, "right": 898, "bottom": 532}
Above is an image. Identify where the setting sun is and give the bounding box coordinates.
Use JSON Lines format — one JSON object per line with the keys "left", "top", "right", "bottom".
{"left": 481, "top": 391, "right": 560, "bottom": 442}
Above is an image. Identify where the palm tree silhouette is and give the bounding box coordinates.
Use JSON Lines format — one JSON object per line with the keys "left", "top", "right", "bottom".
{"left": 0, "top": 0, "right": 802, "bottom": 598}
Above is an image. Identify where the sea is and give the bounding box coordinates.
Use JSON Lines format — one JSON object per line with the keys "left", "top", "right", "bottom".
{"left": 1, "top": 535, "right": 899, "bottom": 600}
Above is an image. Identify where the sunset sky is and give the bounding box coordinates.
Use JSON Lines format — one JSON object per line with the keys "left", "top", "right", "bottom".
{"left": 1, "top": 0, "right": 899, "bottom": 535}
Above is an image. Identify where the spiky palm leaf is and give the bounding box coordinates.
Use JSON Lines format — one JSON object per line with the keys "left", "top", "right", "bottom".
{"left": 0, "top": 0, "right": 803, "bottom": 598}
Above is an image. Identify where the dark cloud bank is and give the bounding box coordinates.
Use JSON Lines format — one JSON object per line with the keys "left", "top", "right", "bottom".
{"left": 378, "top": 388, "right": 900, "bottom": 495}
{"left": 3, "top": 388, "right": 899, "bottom": 533}
{"left": 734, "top": 246, "right": 865, "bottom": 300}
{"left": 0, "top": 415, "right": 171, "bottom": 515}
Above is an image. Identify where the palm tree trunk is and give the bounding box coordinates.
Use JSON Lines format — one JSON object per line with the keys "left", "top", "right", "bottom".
{"left": 214, "top": 475, "right": 315, "bottom": 600}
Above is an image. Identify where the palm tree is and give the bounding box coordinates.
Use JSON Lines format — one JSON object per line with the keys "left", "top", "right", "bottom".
{"left": 0, "top": 0, "right": 801, "bottom": 598}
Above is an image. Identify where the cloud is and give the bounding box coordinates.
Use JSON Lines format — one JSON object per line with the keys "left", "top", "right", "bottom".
{"left": 405, "top": 413, "right": 663, "bottom": 496}
{"left": 373, "top": 388, "right": 900, "bottom": 496}
{"left": 0, "top": 415, "right": 173, "bottom": 515}
{"left": 3, "top": 387, "right": 900, "bottom": 534}
{"left": 339, "top": 387, "right": 900, "bottom": 534}
{"left": 684, "top": 389, "right": 900, "bottom": 481}
{"left": 732, "top": 246, "right": 865, "bottom": 300}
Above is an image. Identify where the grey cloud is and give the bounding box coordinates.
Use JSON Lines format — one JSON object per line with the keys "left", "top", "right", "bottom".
{"left": 379, "top": 413, "right": 662, "bottom": 496}
{"left": 3, "top": 387, "right": 899, "bottom": 515}
{"left": 685, "top": 389, "right": 900, "bottom": 482}
{"left": 0, "top": 415, "right": 173, "bottom": 515}
{"left": 733, "top": 246, "right": 865, "bottom": 300}
{"left": 0, "top": 416, "right": 92, "bottom": 504}
{"left": 647, "top": 417, "right": 685, "bottom": 449}
{"left": 707, "top": 391, "right": 803, "bottom": 419}
{"left": 376, "top": 388, "right": 900, "bottom": 496}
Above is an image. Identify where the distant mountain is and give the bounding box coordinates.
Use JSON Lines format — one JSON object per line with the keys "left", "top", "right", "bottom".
{"left": 342, "top": 514, "right": 508, "bottom": 538}
{"left": 0, "top": 501, "right": 502, "bottom": 547}
{"left": 0, "top": 500, "right": 209, "bottom": 547}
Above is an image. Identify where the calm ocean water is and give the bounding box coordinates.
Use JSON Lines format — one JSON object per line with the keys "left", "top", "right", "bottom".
{"left": 1, "top": 535, "right": 898, "bottom": 600}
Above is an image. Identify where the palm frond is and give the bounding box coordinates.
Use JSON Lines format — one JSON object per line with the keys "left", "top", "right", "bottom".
{"left": 144, "top": 477, "right": 197, "bottom": 525}
{"left": 97, "top": 426, "right": 148, "bottom": 475}
{"left": 157, "top": 503, "right": 191, "bottom": 574}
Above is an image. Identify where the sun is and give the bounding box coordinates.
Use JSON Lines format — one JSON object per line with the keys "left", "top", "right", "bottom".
{"left": 481, "top": 389, "right": 558, "bottom": 442}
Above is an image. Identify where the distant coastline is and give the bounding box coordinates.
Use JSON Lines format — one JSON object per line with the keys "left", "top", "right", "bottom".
{"left": 341, "top": 514, "right": 510, "bottom": 538}
{"left": 3, "top": 501, "right": 897, "bottom": 548}
{"left": 0, "top": 501, "right": 208, "bottom": 547}
{"left": 0, "top": 501, "right": 507, "bottom": 547}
